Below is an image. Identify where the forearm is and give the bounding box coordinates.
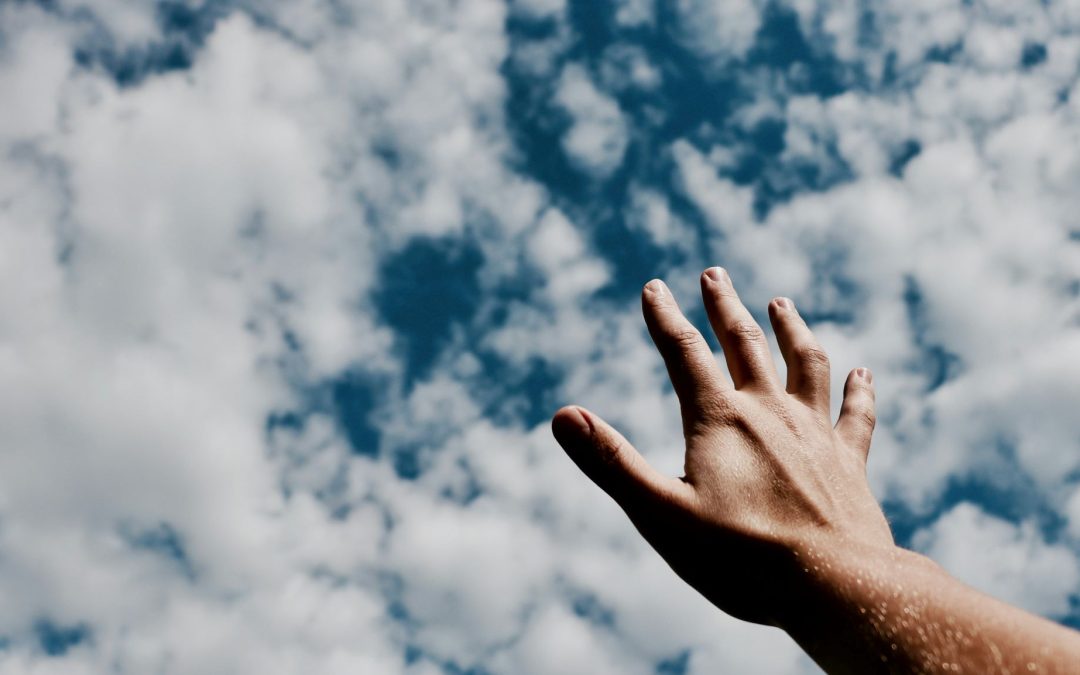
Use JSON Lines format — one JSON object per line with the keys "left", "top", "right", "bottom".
{"left": 782, "top": 541, "right": 1080, "bottom": 674}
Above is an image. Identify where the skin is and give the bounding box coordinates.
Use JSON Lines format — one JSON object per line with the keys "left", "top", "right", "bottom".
{"left": 551, "top": 267, "right": 1080, "bottom": 674}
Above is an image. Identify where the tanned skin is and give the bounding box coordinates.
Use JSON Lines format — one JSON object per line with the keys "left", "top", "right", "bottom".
{"left": 552, "top": 267, "right": 1080, "bottom": 674}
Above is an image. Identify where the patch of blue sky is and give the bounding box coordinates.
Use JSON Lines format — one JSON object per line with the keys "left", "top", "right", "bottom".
{"left": 378, "top": 573, "right": 447, "bottom": 669}
{"left": 655, "top": 649, "right": 691, "bottom": 675}
{"left": 1021, "top": 41, "right": 1049, "bottom": 69}
{"left": 34, "top": 620, "right": 90, "bottom": 657}
{"left": 901, "top": 276, "right": 964, "bottom": 393}
{"left": 874, "top": 355, "right": 1074, "bottom": 599}
{"left": 570, "top": 590, "right": 616, "bottom": 628}
{"left": 888, "top": 139, "right": 922, "bottom": 177}
{"left": 885, "top": 445, "right": 1067, "bottom": 550}
{"left": 280, "top": 364, "right": 515, "bottom": 487}
{"left": 350, "top": 2, "right": 942, "bottom": 491}
{"left": 397, "top": 624, "right": 501, "bottom": 675}
{"left": 473, "top": 352, "right": 564, "bottom": 430}
{"left": 119, "top": 520, "right": 197, "bottom": 581}
{"left": 329, "top": 372, "right": 383, "bottom": 460}
{"left": 263, "top": 370, "right": 386, "bottom": 488}
{"left": 503, "top": 2, "right": 864, "bottom": 300}
{"left": 70, "top": 1, "right": 227, "bottom": 86}
{"left": 265, "top": 235, "right": 486, "bottom": 475}
{"left": 402, "top": 634, "right": 505, "bottom": 675}
{"left": 374, "top": 237, "right": 486, "bottom": 386}
{"left": 885, "top": 430, "right": 1080, "bottom": 625}
{"left": 342, "top": 233, "right": 565, "bottom": 470}
{"left": 442, "top": 663, "right": 496, "bottom": 675}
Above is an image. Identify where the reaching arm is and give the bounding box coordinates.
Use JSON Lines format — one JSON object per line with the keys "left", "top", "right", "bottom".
{"left": 551, "top": 268, "right": 1080, "bottom": 674}
{"left": 785, "top": 540, "right": 1080, "bottom": 674}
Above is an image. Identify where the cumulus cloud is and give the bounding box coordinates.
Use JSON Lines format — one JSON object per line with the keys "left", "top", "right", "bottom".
{"left": 554, "top": 64, "right": 630, "bottom": 179}
{"left": 674, "top": 0, "right": 766, "bottom": 63}
{"left": 1, "top": 0, "right": 1079, "bottom": 673}
{"left": 913, "top": 503, "right": 1080, "bottom": 617}
{"left": 614, "top": 0, "right": 655, "bottom": 28}
{"left": 666, "top": 2, "right": 1080, "bottom": 516}
{"left": 599, "top": 44, "right": 662, "bottom": 93}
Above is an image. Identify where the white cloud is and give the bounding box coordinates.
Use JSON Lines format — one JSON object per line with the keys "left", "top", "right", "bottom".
{"left": 0, "top": 10, "right": 71, "bottom": 143}
{"left": 2, "top": 0, "right": 1079, "bottom": 672}
{"left": 614, "top": 0, "right": 655, "bottom": 27}
{"left": 555, "top": 64, "right": 630, "bottom": 179}
{"left": 913, "top": 503, "right": 1080, "bottom": 617}
{"left": 527, "top": 208, "right": 610, "bottom": 301}
{"left": 674, "top": 0, "right": 765, "bottom": 63}
{"left": 1067, "top": 487, "right": 1080, "bottom": 540}
{"left": 0, "top": 1, "right": 537, "bottom": 670}
{"left": 491, "top": 602, "right": 644, "bottom": 675}
{"left": 624, "top": 186, "right": 694, "bottom": 249}
{"left": 599, "top": 44, "right": 662, "bottom": 92}
{"left": 672, "top": 140, "right": 756, "bottom": 237}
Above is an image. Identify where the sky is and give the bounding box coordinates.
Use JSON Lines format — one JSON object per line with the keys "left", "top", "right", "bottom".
{"left": 1, "top": 0, "right": 1079, "bottom": 673}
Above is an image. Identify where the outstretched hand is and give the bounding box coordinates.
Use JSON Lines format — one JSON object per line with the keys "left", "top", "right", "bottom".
{"left": 552, "top": 267, "right": 893, "bottom": 628}
{"left": 554, "top": 267, "right": 1080, "bottom": 674}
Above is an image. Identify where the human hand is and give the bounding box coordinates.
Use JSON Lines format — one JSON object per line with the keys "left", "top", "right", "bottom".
{"left": 552, "top": 267, "right": 895, "bottom": 629}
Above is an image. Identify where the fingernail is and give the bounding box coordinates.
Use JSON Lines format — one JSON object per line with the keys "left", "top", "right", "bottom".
{"left": 704, "top": 267, "right": 728, "bottom": 286}
{"left": 857, "top": 368, "right": 872, "bottom": 383}
{"left": 644, "top": 279, "right": 666, "bottom": 299}
{"left": 774, "top": 297, "right": 792, "bottom": 310}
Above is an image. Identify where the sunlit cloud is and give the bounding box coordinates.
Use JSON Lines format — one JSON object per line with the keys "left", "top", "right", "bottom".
{"left": 0, "top": 1, "right": 1077, "bottom": 672}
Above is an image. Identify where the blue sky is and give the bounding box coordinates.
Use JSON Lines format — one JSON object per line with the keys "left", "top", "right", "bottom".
{"left": 1, "top": 0, "right": 1080, "bottom": 673}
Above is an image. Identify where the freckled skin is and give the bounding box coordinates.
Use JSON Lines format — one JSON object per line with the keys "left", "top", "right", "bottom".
{"left": 552, "top": 268, "right": 1080, "bottom": 674}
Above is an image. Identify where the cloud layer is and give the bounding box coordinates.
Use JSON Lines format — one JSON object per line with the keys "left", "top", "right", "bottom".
{"left": 0, "top": 0, "right": 1078, "bottom": 673}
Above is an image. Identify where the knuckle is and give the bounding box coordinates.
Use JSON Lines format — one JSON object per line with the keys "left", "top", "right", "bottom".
{"left": 695, "top": 393, "right": 739, "bottom": 425}
{"left": 667, "top": 327, "right": 705, "bottom": 351}
{"left": 846, "top": 379, "right": 875, "bottom": 401}
{"left": 726, "top": 320, "right": 765, "bottom": 345}
{"left": 848, "top": 406, "right": 876, "bottom": 430}
{"left": 841, "top": 394, "right": 876, "bottom": 431}
{"left": 794, "top": 343, "right": 830, "bottom": 371}
{"left": 861, "top": 409, "right": 877, "bottom": 430}
{"left": 596, "top": 436, "right": 627, "bottom": 469}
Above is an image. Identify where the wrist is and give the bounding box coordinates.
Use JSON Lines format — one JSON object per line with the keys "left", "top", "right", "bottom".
{"left": 775, "top": 538, "right": 929, "bottom": 636}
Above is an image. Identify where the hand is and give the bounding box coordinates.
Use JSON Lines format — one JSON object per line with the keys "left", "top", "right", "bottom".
{"left": 552, "top": 267, "right": 895, "bottom": 628}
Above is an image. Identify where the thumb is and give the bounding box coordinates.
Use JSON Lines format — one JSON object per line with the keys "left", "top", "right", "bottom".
{"left": 552, "top": 406, "right": 689, "bottom": 513}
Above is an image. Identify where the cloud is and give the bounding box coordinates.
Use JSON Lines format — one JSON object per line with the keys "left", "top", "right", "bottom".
{"left": 665, "top": 2, "right": 1080, "bottom": 519}
{"left": 614, "top": 0, "right": 655, "bottom": 28}
{"left": 554, "top": 64, "right": 630, "bottom": 179}
{"left": 599, "top": 44, "right": 662, "bottom": 93}
{"left": 674, "top": 0, "right": 766, "bottom": 63}
{"left": 913, "top": 502, "right": 1080, "bottom": 618}
{"left": 0, "top": 9, "right": 72, "bottom": 142}
{"left": 1, "top": 0, "right": 1079, "bottom": 673}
